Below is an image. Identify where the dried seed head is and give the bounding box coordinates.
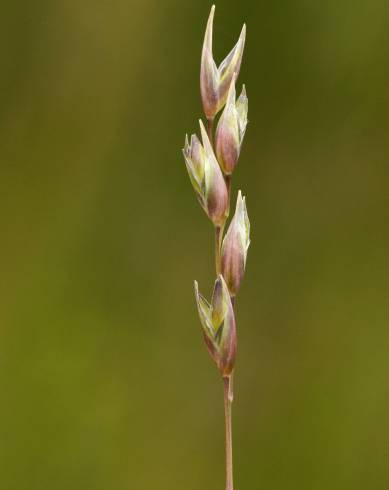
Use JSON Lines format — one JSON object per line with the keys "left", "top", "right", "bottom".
{"left": 221, "top": 191, "right": 250, "bottom": 296}
{"left": 200, "top": 5, "right": 246, "bottom": 120}
{"left": 194, "top": 275, "right": 237, "bottom": 376}
{"left": 183, "top": 120, "right": 228, "bottom": 226}
{"left": 215, "top": 75, "right": 248, "bottom": 175}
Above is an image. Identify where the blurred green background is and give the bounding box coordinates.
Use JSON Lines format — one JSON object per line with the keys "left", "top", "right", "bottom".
{"left": 1, "top": 1, "right": 388, "bottom": 489}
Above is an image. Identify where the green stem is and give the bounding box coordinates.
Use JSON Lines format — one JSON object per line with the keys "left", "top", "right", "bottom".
{"left": 207, "top": 117, "right": 214, "bottom": 147}
{"left": 225, "top": 174, "right": 232, "bottom": 217}
{"left": 209, "top": 110, "right": 235, "bottom": 490}
{"left": 215, "top": 225, "right": 223, "bottom": 275}
{"left": 223, "top": 375, "right": 234, "bottom": 490}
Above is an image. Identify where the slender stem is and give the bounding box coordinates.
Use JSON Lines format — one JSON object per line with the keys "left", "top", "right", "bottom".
{"left": 207, "top": 117, "right": 214, "bottom": 147}
{"left": 215, "top": 225, "right": 222, "bottom": 275}
{"left": 209, "top": 109, "right": 235, "bottom": 490}
{"left": 223, "top": 376, "right": 234, "bottom": 490}
{"left": 225, "top": 174, "right": 232, "bottom": 216}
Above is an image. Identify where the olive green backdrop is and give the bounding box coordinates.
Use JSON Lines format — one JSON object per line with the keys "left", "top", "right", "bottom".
{"left": 1, "top": 1, "right": 388, "bottom": 489}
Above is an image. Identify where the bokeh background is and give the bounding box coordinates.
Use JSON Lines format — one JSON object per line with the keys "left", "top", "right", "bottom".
{"left": 1, "top": 1, "right": 388, "bottom": 489}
